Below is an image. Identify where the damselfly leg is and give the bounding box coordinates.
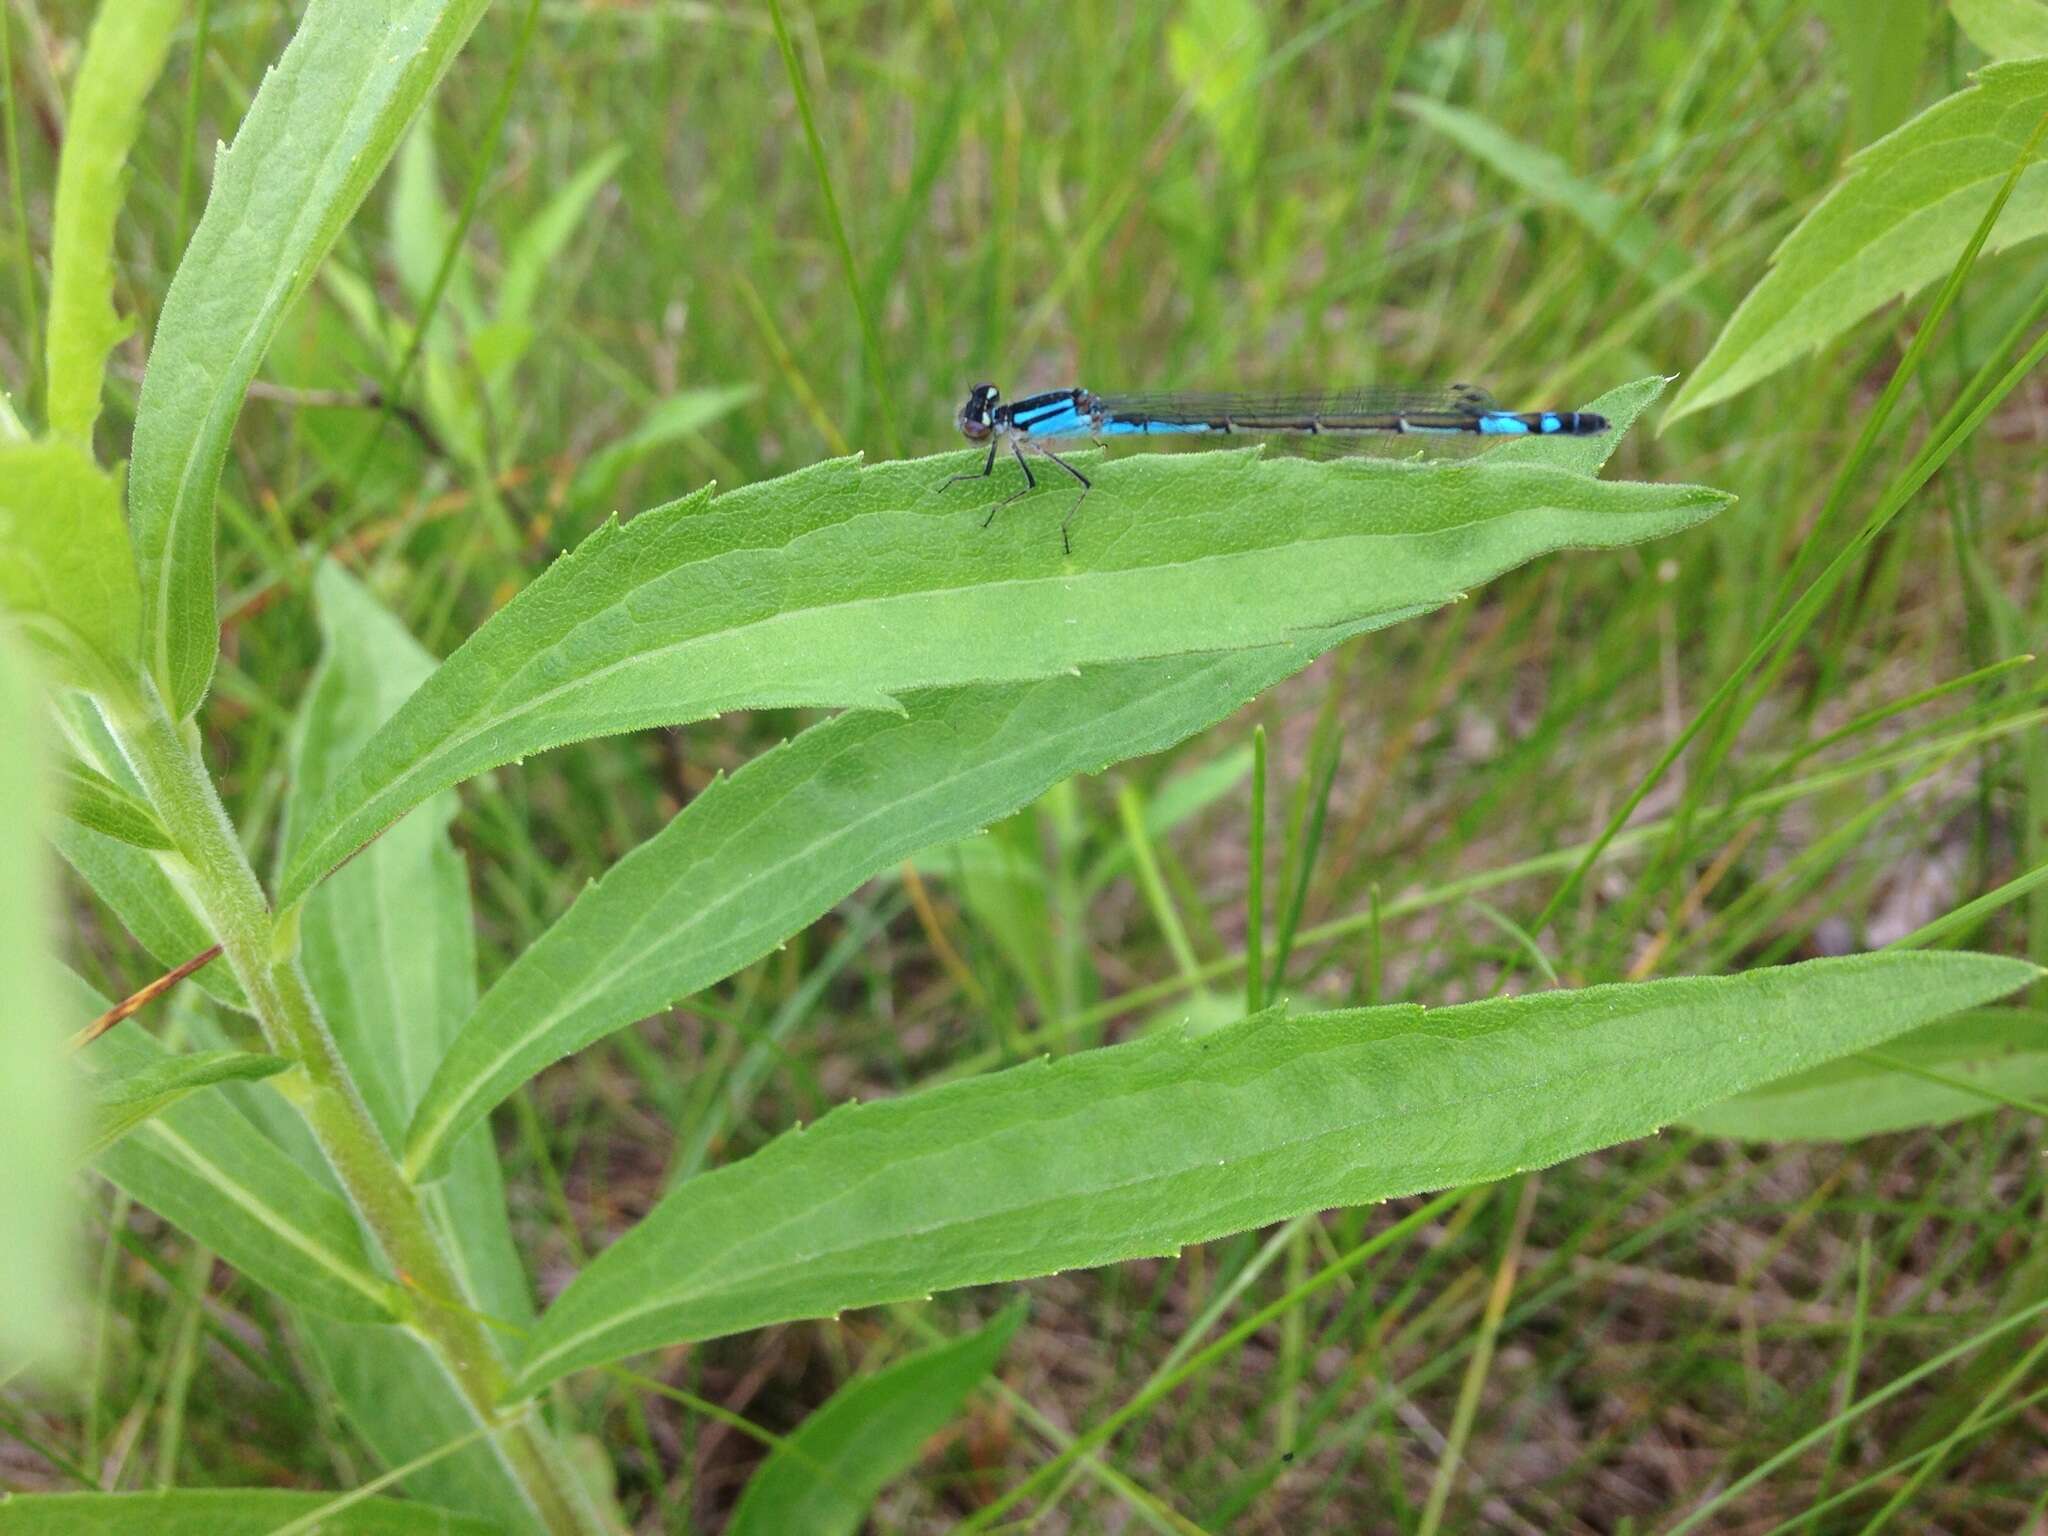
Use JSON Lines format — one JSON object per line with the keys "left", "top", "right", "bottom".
{"left": 945, "top": 436, "right": 1091, "bottom": 555}
{"left": 942, "top": 438, "right": 1000, "bottom": 490}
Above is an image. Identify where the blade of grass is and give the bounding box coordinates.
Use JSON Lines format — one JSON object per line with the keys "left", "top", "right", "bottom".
{"left": 1665, "top": 1293, "right": 2048, "bottom": 1535}
{"left": 955, "top": 1191, "right": 1466, "bottom": 1533}
{"left": 1246, "top": 725, "right": 1267, "bottom": 1016}
{"left": 2, "top": 6, "right": 39, "bottom": 419}
{"left": 764, "top": 0, "right": 897, "bottom": 456}
{"left": 1525, "top": 248, "right": 2048, "bottom": 976}
{"left": 1416, "top": 1174, "right": 1539, "bottom": 1536}
{"left": 1116, "top": 781, "right": 1204, "bottom": 991}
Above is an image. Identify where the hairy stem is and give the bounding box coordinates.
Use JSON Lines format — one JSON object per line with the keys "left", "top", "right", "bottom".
{"left": 108, "top": 684, "right": 604, "bottom": 1536}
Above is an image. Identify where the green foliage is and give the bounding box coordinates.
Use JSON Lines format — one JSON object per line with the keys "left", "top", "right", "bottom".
{"left": 13, "top": 4, "right": 2048, "bottom": 1529}
{"left": 569, "top": 384, "right": 760, "bottom": 511}
{"left": 285, "top": 429, "right": 1723, "bottom": 906}
{"left": 1953, "top": 0, "right": 2048, "bottom": 59}
{"left": 51, "top": 692, "right": 247, "bottom": 1008}
{"left": 283, "top": 563, "right": 545, "bottom": 1531}
{"left": 0, "top": 441, "right": 138, "bottom": 697}
{"left": 41, "top": 0, "right": 179, "bottom": 444}
{"left": 406, "top": 643, "right": 1358, "bottom": 1176}
{"left": 1398, "top": 97, "right": 1708, "bottom": 310}
{"left": 83, "top": 1050, "right": 290, "bottom": 1161}
{"left": 77, "top": 974, "right": 398, "bottom": 1325}
{"left": 53, "top": 758, "right": 171, "bottom": 850}
{"left": 0, "top": 1489, "right": 498, "bottom": 1535}
{"left": 0, "top": 636, "right": 74, "bottom": 1374}
{"left": 1681, "top": 1009, "right": 2048, "bottom": 1141}
{"left": 514, "top": 952, "right": 2036, "bottom": 1389}
{"left": 51, "top": 814, "right": 249, "bottom": 1012}
{"left": 403, "top": 388, "right": 1677, "bottom": 1178}
{"left": 729, "top": 1306, "right": 1024, "bottom": 1536}
{"left": 1167, "top": 0, "right": 1268, "bottom": 181}
{"left": 128, "top": 0, "right": 492, "bottom": 719}
{"left": 1823, "top": 0, "right": 1938, "bottom": 147}
{"left": 1668, "top": 59, "right": 2048, "bottom": 422}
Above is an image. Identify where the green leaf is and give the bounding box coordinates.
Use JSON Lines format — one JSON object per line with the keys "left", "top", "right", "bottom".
{"left": 284, "top": 565, "right": 476, "bottom": 1145}
{"left": 282, "top": 427, "right": 1727, "bottom": 906}
{"left": 0, "top": 636, "right": 76, "bottom": 1373}
{"left": 1953, "top": 0, "right": 2048, "bottom": 60}
{"left": 495, "top": 144, "right": 630, "bottom": 341}
{"left": 51, "top": 820, "right": 248, "bottom": 1012}
{"left": 128, "top": 0, "right": 491, "bottom": 718}
{"left": 48, "top": 696, "right": 246, "bottom": 1010}
{"left": 55, "top": 757, "right": 171, "bottom": 850}
{"left": 389, "top": 118, "right": 475, "bottom": 325}
{"left": 0, "top": 1489, "right": 498, "bottom": 1535}
{"left": 1681, "top": 1008, "right": 2048, "bottom": 1141}
{"left": 42, "top": 0, "right": 181, "bottom": 443}
{"left": 72, "top": 976, "right": 397, "bottom": 1324}
{"left": 728, "top": 1306, "right": 1024, "bottom": 1536}
{"left": 512, "top": 951, "right": 2037, "bottom": 1390}
{"left": 394, "top": 378, "right": 1675, "bottom": 1174}
{"left": 1166, "top": 0, "right": 1267, "bottom": 181}
{"left": 1824, "top": 0, "right": 1938, "bottom": 146}
{"left": 1666, "top": 60, "right": 2048, "bottom": 423}
{"left": 567, "top": 383, "right": 759, "bottom": 510}
{"left": 0, "top": 441, "right": 140, "bottom": 698}
{"left": 280, "top": 563, "right": 543, "bottom": 1529}
{"left": 84, "top": 1050, "right": 288, "bottom": 1160}
{"left": 408, "top": 644, "right": 1352, "bottom": 1176}
{"left": 1397, "top": 96, "right": 1709, "bottom": 312}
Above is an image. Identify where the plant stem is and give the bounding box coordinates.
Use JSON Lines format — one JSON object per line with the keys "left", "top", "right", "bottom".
{"left": 107, "top": 684, "right": 604, "bottom": 1536}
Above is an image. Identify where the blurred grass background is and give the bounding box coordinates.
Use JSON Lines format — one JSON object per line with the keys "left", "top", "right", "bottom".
{"left": 6, "top": 0, "right": 2046, "bottom": 1529}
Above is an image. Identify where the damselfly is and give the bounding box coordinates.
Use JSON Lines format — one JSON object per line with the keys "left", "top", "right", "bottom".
{"left": 944, "top": 382, "right": 1610, "bottom": 552}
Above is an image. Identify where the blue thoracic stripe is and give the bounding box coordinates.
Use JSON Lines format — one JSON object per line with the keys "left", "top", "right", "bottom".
{"left": 1014, "top": 402, "right": 1090, "bottom": 437}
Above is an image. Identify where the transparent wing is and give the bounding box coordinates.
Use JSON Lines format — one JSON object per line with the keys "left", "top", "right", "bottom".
{"left": 1093, "top": 384, "right": 1501, "bottom": 425}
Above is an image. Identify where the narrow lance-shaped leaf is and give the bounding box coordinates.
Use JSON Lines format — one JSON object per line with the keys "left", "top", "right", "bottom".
{"left": 729, "top": 1306, "right": 1025, "bottom": 1536}
{"left": 1397, "top": 96, "right": 1710, "bottom": 314}
{"left": 402, "top": 379, "right": 1684, "bottom": 1175}
{"left": 55, "top": 757, "right": 172, "bottom": 850}
{"left": 1681, "top": 1009, "right": 2048, "bottom": 1142}
{"left": 43, "top": 0, "right": 180, "bottom": 442}
{"left": 52, "top": 819, "right": 249, "bottom": 1012}
{"left": 70, "top": 974, "right": 398, "bottom": 1324}
{"left": 281, "top": 563, "right": 544, "bottom": 1533}
{"left": 84, "top": 1051, "right": 290, "bottom": 1161}
{"left": 1666, "top": 58, "right": 2048, "bottom": 423}
{"left": 284, "top": 438, "right": 1727, "bottom": 904}
{"left": 0, "top": 635, "right": 75, "bottom": 1373}
{"left": 51, "top": 697, "right": 249, "bottom": 1012}
{"left": 129, "top": 0, "right": 491, "bottom": 718}
{"left": 0, "top": 1489, "right": 498, "bottom": 1536}
{"left": 514, "top": 951, "right": 2040, "bottom": 1390}
{"left": 495, "top": 143, "right": 631, "bottom": 343}
{"left": 0, "top": 442, "right": 140, "bottom": 699}
{"left": 1951, "top": 0, "right": 2048, "bottom": 61}
{"left": 408, "top": 646, "right": 1358, "bottom": 1175}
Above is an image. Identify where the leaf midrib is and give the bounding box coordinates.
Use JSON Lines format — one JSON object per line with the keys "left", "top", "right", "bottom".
{"left": 518, "top": 1016, "right": 1751, "bottom": 1381}
{"left": 298, "top": 495, "right": 1600, "bottom": 889}
{"left": 409, "top": 648, "right": 1303, "bottom": 1169}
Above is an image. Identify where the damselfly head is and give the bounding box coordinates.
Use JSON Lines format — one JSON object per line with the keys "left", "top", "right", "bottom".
{"left": 957, "top": 383, "right": 1001, "bottom": 441}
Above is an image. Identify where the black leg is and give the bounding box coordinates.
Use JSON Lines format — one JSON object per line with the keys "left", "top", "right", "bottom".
{"left": 942, "top": 437, "right": 999, "bottom": 490}
{"left": 1038, "top": 446, "right": 1092, "bottom": 556}
{"left": 984, "top": 439, "right": 1038, "bottom": 527}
